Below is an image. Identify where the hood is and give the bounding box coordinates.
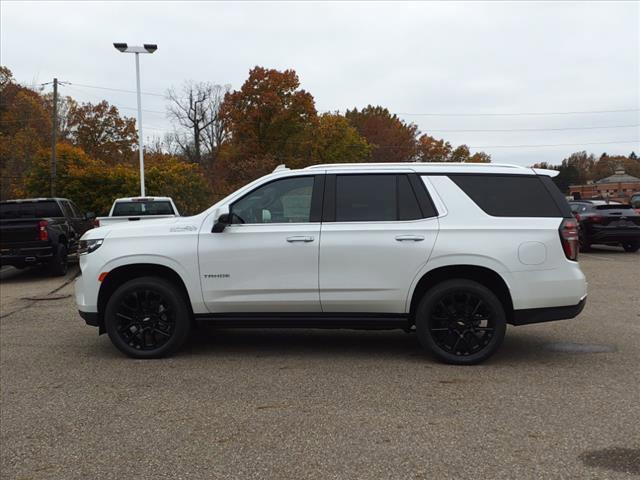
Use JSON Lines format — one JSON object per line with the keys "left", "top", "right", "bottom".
{"left": 81, "top": 214, "right": 204, "bottom": 241}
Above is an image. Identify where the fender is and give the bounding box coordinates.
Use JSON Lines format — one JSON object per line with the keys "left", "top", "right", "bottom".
{"left": 404, "top": 253, "right": 514, "bottom": 313}
{"left": 99, "top": 254, "right": 207, "bottom": 314}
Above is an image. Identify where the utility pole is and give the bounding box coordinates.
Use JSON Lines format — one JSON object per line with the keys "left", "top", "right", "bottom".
{"left": 113, "top": 43, "right": 157, "bottom": 197}
{"left": 134, "top": 54, "right": 145, "bottom": 196}
{"left": 50, "top": 78, "right": 58, "bottom": 197}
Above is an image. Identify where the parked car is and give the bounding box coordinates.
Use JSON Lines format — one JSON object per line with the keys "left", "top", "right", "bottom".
{"left": 95, "top": 196, "right": 179, "bottom": 227}
{"left": 631, "top": 192, "right": 640, "bottom": 214}
{"left": 0, "top": 198, "right": 94, "bottom": 275}
{"left": 569, "top": 200, "right": 640, "bottom": 252}
{"left": 75, "top": 163, "right": 587, "bottom": 364}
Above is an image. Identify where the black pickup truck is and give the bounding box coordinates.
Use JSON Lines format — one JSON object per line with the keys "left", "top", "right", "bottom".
{"left": 0, "top": 198, "right": 95, "bottom": 276}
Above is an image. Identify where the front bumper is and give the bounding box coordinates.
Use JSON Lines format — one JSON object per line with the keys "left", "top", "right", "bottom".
{"left": 79, "top": 310, "right": 99, "bottom": 327}
{"left": 511, "top": 296, "right": 587, "bottom": 326}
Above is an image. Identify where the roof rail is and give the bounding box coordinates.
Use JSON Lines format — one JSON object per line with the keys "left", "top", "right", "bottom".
{"left": 273, "top": 164, "right": 289, "bottom": 172}
{"left": 304, "top": 162, "right": 530, "bottom": 170}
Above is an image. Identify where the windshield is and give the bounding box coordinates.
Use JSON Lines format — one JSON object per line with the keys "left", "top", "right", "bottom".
{"left": 0, "top": 201, "right": 63, "bottom": 219}
{"left": 111, "top": 201, "right": 175, "bottom": 216}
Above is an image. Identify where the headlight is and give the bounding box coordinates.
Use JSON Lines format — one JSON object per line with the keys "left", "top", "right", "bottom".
{"left": 78, "top": 239, "right": 103, "bottom": 255}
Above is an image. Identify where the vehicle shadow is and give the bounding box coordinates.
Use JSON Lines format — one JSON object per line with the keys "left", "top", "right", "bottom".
{"left": 173, "top": 325, "right": 577, "bottom": 366}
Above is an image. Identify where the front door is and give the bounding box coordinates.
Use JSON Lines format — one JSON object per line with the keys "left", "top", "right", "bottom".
{"left": 199, "top": 174, "right": 324, "bottom": 313}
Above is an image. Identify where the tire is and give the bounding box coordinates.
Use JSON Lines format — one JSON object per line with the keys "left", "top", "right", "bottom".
{"left": 622, "top": 242, "right": 639, "bottom": 253}
{"left": 579, "top": 235, "right": 591, "bottom": 252}
{"left": 49, "top": 244, "right": 68, "bottom": 276}
{"left": 105, "top": 276, "right": 192, "bottom": 359}
{"left": 415, "top": 279, "right": 507, "bottom": 365}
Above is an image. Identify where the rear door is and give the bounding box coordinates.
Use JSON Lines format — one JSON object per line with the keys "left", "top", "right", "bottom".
{"left": 319, "top": 172, "right": 438, "bottom": 313}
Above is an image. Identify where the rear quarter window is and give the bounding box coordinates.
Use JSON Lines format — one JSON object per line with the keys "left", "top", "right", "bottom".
{"left": 448, "top": 174, "right": 570, "bottom": 218}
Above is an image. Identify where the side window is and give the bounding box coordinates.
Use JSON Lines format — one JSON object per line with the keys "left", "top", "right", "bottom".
{"left": 448, "top": 174, "right": 564, "bottom": 217}
{"left": 231, "top": 176, "right": 315, "bottom": 224}
{"left": 333, "top": 174, "right": 430, "bottom": 222}
{"left": 336, "top": 175, "right": 395, "bottom": 221}
{"left": 59, "top": 201, "right": 73, "bottom": 218}
{"left": 68, "top": 201, "right": 83, "bottom": 218}
{"left": 398, "top": 175, "right": 422, "bottom": 220}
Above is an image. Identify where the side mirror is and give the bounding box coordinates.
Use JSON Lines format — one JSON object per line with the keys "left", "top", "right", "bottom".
{"left": 85, "top": 211, "right": 96, "bottom": 220}
{"left": 212, "top": 213, "right": 230, "bottom": 233}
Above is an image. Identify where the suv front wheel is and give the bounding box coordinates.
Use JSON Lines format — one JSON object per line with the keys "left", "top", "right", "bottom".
{"left": 105, "top": 276, "right": 191, "bottom": 358}
{"left": 415, "top": 279, "right": 507, "bottom": 365}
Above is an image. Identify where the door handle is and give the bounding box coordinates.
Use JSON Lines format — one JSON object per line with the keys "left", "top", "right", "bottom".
{"left": 395, "top": 235, "right": 425, "bottom": 242}
{"left": 286, "top": 236, "right": 315, "bottom": 243}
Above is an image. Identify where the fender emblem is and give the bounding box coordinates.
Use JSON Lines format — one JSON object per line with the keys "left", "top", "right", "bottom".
{"left": 170, "top": 225, "right": 197, "bottom": 232}
{"left": 204, "top": 274, "right": 230, "bottom": 279}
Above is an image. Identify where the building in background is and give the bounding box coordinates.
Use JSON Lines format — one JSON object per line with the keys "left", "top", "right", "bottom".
{"left": 569, "top": 167, "right": 640, "bottom": 203}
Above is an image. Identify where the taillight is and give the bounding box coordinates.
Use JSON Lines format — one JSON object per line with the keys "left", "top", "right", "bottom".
{"left": 38, "top": 220, "right": 49, "bottom": 241}
{"left": 575, "top": 213, "right": 581, "bottom": 222}
{"left": 559, "top": 218, "right": 579, "bottom": 261}
{"left": 93, "top": 218, "right": 100, "bottom": 228}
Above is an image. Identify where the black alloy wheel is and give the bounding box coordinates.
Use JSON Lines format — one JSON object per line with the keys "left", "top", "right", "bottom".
{"left": 105, "top": 277, "right": 191, "bottom": 358}
{"left": 416, "top": 279, "right": 506, "bottom": 365}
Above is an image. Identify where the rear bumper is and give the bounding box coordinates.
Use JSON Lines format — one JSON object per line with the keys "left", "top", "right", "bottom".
{"left": 511, "top": 296, "right": 586, "bottom": 326}
{"left": 586, "top": 228, "right": 640, "bottom": 243}
{"left": 0, "top": 245, "right": 53, "bottom": 266}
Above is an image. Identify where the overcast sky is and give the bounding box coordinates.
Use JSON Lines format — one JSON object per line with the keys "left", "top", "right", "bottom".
{"left": 2, "top": 1, "right": 639, "bottom": 166}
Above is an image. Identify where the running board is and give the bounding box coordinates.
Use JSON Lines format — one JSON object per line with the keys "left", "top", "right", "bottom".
{"left": 194, "top": 313, "right": 410, "bottom": 330}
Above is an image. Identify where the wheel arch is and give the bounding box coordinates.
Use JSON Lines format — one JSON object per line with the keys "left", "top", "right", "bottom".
{"left": 407, "top": 264, "right": 514, "bottom": 324}
{"left": 96, "top": 263, "right": 194, "bottom": 333}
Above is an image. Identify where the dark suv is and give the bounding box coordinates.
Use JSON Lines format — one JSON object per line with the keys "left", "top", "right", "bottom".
{"left": 0, "top": 198, "right": 94, "bottom": 275}
{"left": 569, "top": 200, "right": 640, "bottom": 252}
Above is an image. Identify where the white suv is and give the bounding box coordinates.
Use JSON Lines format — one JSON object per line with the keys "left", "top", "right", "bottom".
{"left": 75, "top": 163, "right": 587, "bottom": 364}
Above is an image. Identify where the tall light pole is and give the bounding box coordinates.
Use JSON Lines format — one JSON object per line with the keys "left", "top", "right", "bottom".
{"left": 113, "top": 43, "right": 157, "bottom": 197}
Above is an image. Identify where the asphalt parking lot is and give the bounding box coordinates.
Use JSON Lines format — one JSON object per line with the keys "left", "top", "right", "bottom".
{"left": 1, "top": 249, "right": 639, "bottom": 479}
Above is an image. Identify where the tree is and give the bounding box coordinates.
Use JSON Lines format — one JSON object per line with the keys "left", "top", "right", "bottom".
{"left": 167, "top": 81, "right": 229, "bottom": 165}
{"left": 0, "top": 67, "right": 51, "bottom": 199}
{"left": 561, "top": 151, "right": 595, "bottom": 183}
{"left": 219, "top": 66, "right": 317, "bottom": 164}
{"left": 311, "top": 113, "right": 371, "bottom": 164}
{"left": 416, "top": 134, "right": 491, "bottom": 163}
{"left": 416, "top": 135, "right": 452, "bottom": 162}
{"left": 468, "top": 151, "right": 491, "bottom": 163}
{"left": 24, "top": 144, "right": 211, "bottom": 215}
{"left": 67, "top": 100, "right": 137, "bottom": 164}
{"left": 344, "top": 105, "right": 417, "bottom": 162}
{"left": 43, "top": 94, "right": 77, "bottom": 143}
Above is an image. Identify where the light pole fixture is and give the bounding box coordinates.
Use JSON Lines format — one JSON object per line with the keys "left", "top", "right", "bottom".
{"left": 113, "top": 43, "right": 158, "bottom": 197}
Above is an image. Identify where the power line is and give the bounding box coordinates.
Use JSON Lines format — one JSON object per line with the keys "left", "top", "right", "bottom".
{"left": 65, "top": 82, "right": 166, "bottom": 98}
{"left": 60, "top": 80, "right": 639, "bottom": 117}
{"left": 468, "top": 139, "right": 639, "bottom": 149}
{"left": 426, "top": 124, "right": 640, "bottom": 133}
{"left": 397, "top": 109, "right": 640, "bottom": 117}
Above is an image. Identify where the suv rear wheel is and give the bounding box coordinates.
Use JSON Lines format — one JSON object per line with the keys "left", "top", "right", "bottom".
{"left": 105, "top": 276, "right": 191, "bottom": 358}
{"left": 415, "top": 279, "right": 507, "bottom": 365}
{"left": 622, "top": 241, "right": 639, "bottom": 253}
